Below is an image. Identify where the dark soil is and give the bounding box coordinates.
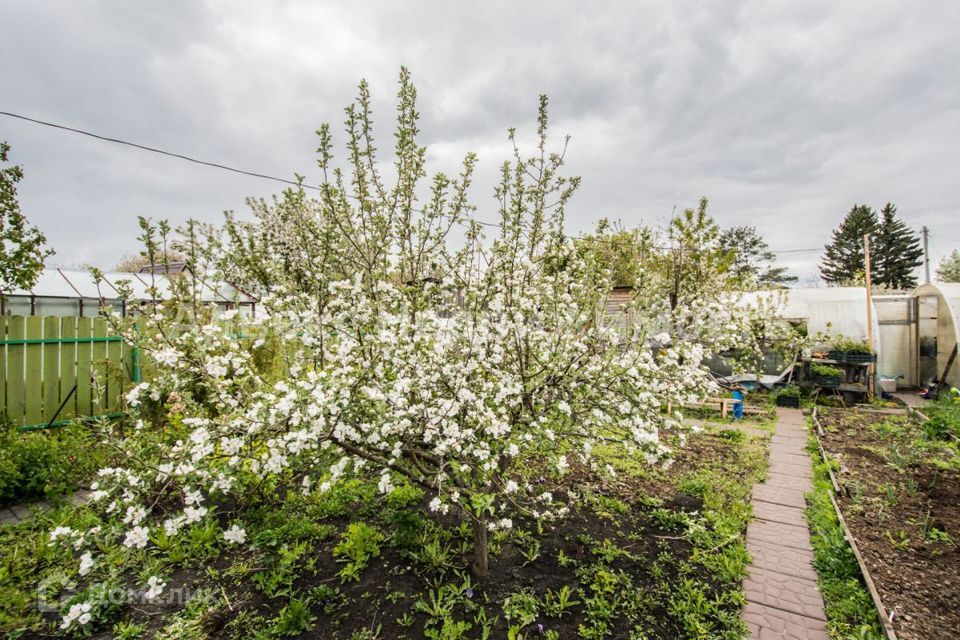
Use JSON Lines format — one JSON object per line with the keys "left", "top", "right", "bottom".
{"left": 26, "top": 429, "right": 757, "bottom": 640}
{"left": 817, "top": 408, "right": 960, "bottom": 640}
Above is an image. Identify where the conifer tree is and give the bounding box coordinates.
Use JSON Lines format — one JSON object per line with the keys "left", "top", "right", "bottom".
{"left": 872, "top": 203, "right": 923, "bottom": 290}
{"left": 820, "top": 204, "right": 878, "bottom": 284}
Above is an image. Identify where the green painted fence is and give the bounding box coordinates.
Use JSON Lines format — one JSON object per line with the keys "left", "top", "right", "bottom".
{"left": 0, "top": 316, "right": 136, "bottom": 431}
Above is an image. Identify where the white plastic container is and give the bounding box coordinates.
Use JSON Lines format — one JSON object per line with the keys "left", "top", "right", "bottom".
{"left": 879, "top": 378, "right": 898, "bottom": 394}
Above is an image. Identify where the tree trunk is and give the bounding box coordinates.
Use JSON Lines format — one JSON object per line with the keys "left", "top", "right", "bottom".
{"left": 472, "top": 517, "right": 489, "bottom": 578}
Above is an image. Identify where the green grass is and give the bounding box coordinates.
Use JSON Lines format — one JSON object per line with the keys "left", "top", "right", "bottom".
{"left": 804, "top": 437, "right": 884, "bottom": 640}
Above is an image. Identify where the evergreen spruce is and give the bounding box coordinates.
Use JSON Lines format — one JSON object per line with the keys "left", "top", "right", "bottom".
{"left": 820, "top": 204, "right": 878, "bottom": 284}
{"left": 872, "top": 203, "right": 923, "bottom": 290}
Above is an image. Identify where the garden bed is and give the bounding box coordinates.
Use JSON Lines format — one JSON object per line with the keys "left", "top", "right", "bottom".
{"left": 815, "top": 407, "right": 960, "bottom": 640}
{"left": 1, "top": 426, "right": 766, "bottom": 639}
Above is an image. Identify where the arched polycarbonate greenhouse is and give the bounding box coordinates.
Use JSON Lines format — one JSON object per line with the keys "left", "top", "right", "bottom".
{"left": 0, "top": 268, "right": 257, "bottom": 318}
{"left": 773, "top": 287, "right": 881, "bottom": 350}
{"left": 733, "top": 285, "right": 959, "bottom": 389}
{"left": 725, "top": 287, "right": 882, "bottom": 378}
{"left": 913, "top": 282, "right": 960, "bottom": 389}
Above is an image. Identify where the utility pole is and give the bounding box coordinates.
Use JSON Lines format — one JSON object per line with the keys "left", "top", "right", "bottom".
{"left": 864, "top": 234, "right": 875, "bottom": 398}
{"left": 922, "top": 225, "right": 930, "bottom": 283}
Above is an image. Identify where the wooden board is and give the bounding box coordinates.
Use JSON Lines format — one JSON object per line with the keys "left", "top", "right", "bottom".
{"left": 0, "top": 317, "right": 6, "bottom": 417}
{"left": 76, "top": 317, "right": 93, "bottom": 417}
{"left": 92, "top": 318, "right": 108, "bottom": 413}
{"left": 42, "top": 316, "right": 60, "bottom": 423}
{"left": 24, "top": 316, "right": 43, "bottom": 425}
{"left": 106, "top": 327, "right": 122, "bottom": 412}
{"left": 60, "top": 317, "right": 78, "bottom": 420}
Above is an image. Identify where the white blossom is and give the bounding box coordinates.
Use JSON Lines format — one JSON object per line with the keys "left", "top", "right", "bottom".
{"left": 78, "top": 552, "right": 94, "bottom": 576}
{"left": 123, "top": 526, "right": 149, "bottom": 549}
{"left": 60, "top": 602, "right": 92, "bottom": 629}
{"left": 223, "top": 524, "right": 247, "bottom": 544}
{"left": 144, "top": 575, "right": 166, "bottom": 600}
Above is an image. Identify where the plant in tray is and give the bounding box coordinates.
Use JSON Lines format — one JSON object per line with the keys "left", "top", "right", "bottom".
{"left": 810, "top": 363, "right": 844, "bottom": 387}
{"left": 775, "top": 384, "right": 802, "bottom": 408}
{"left": 828, "top": 337, "right": 875, "bottom": 363}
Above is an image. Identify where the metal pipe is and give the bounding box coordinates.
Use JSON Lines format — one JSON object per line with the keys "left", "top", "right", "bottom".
{"left": 0, "top": 336, "right": 123, "bottom": 346}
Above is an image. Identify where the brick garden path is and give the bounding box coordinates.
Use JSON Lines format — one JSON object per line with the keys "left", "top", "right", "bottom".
{"left": 743, "top": 408, "right": 829, "bottom": 640}
{"left": 0, "top": 489, "right": 91, "bottom": 527}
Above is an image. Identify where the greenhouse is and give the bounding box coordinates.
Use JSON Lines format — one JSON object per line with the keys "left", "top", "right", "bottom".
{"left": 913, "top": 282, "right": 960, "bottom": 388}
{"left": 0, "top": 268, "right": 257, "bottom": 318}
{"left": 718, "top": 287, "right": 883, "bottom": 378}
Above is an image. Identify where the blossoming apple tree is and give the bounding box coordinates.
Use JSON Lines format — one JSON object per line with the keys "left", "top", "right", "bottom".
{"left": 50, "top": 70, "right": 767, "bottom": 614}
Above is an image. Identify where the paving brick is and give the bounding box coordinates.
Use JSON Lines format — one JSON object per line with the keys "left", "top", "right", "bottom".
{"left": 764, "top": 473, "right": 812, "bottom": 491}
{"left": 769, "top": 451, "right": 811, "bottom": 467}
{"left": 744, "top": 601, "right": 828, "bottom": 639}
{"left": 753, "top": 500, "right": 808, "bottom": 528}
{"left": 777, "top": 409, "right": 805, "bottom": 418}
{"left": 771, "top": 435, "right": 808, "bottom": 447}
{"left": 769, "top": 442, "right": 805, "bottom": 455}
{"left": 776, "top": 428, "right": 808, "bottom": 439}
{"left": 747, "top": 519, "right": 813, "bottom": 552}
{"left": 69, "top": 491, "right": 91, "bottom": 506}
{"left": 10, "top": 504, "right": 33, "bottom": 520}
{"left": 753, "top": 484, "right": 808, "bottom": 508}
{"left": 0, "top": 509, "right": 18, "bottom": 525}
{"left": 747, "top": 538, "right": 818, "bottom": 582}
{"left": 744, "top": 566, "right": 826, "bottom": 621}
{"left": 768, "top": 460, "right": 812, "bottom": 479}
{"left": 777, "top": 418, "right": 807, "bottom": 427}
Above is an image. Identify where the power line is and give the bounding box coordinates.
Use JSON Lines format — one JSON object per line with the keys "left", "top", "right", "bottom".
{"left": 931, "top": 231, "right": 960, "bottom": 245}
{"left": 1, "top": 109, "right": 821, "bottom": 254}
{"left": 1, "top": 110, "right": 316, "bottom": 191}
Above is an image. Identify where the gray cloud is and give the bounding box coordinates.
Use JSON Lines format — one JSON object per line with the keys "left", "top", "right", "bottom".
{"left": 1, "top": 0, "right": 958, "bottom": 280}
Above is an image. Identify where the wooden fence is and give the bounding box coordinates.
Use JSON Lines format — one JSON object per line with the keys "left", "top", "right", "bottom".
{"left": 0, "top": 316, "right": 137, "bottom": 431}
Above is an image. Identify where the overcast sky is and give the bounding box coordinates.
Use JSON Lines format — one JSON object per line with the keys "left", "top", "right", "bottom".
{"left": 2, "top": 1, "right": 958, "bottom": 283}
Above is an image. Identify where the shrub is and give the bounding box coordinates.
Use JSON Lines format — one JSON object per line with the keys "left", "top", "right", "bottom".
{"left": 0, "top": 418, "right": 105, "bottom": 506}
